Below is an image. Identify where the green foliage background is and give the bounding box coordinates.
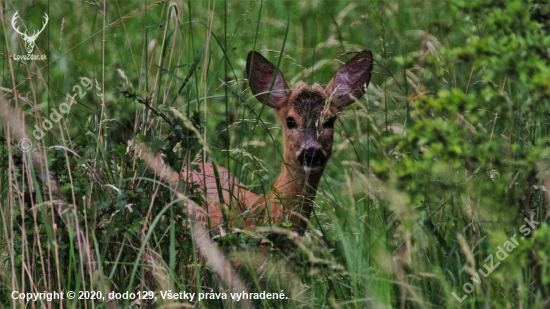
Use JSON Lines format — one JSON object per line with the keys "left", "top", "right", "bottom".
{"left": 2, "top": 0, "right": 550, "bottom": 308}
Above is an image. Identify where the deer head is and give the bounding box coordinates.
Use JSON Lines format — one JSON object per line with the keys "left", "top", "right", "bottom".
{"left": 246, "top": 50, "right": 373, "bottom": 176}
{"left": 11, "top": 11, "right": 49, "bottom": 54}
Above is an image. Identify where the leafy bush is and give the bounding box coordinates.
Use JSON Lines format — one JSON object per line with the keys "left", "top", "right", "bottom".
{"left": 2, "top": 0, "right": 550, "bottom": 308}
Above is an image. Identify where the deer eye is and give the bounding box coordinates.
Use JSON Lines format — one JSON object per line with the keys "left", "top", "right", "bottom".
{"left": 323, "top": 117, "right": 336, "bottom": 128}
{"left": 286, "top": 117, "right": 297, "bottom": 129}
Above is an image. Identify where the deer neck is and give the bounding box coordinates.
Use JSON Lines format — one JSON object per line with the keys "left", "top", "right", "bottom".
{"left": 269, "top": 163, "right": 323, "bottom": 233}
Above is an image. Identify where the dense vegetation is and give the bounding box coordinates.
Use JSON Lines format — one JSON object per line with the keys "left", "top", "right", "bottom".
{"left": 2, "top": 0, "right": 550, "bottom": 308}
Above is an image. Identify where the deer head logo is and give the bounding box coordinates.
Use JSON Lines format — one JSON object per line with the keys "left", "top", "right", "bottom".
{"left": 11, "top": 11, "right": 49, "bottom": 54}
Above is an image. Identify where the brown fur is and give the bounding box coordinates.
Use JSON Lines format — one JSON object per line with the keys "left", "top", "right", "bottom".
{"left": 178, "top": 50, "right": 374, "bottom": 235}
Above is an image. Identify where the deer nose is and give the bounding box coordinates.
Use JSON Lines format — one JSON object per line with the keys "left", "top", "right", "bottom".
{"left": 297, "top": 147, "right": 326, "bottom": 168}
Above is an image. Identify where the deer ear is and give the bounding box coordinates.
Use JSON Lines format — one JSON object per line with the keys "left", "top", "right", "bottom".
{"left": 325, "top": 50, "right": 374, "bottom": 108}
{"left": 246, "top": 51, "right": 290, "bottom": 108}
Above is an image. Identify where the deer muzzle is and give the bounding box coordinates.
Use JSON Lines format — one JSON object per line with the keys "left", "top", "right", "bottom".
{"left": 297, "top": 147, "right": 327, "bottom": 172}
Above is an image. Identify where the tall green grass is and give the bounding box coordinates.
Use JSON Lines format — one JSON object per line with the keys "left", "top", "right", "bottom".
{"left": 2, "top": 0, "right": 550, "bottom": 308}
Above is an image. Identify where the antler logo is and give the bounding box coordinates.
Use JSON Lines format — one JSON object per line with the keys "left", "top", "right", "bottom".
{"left": 11, "top": 11, "right": 49, "bottom": 54}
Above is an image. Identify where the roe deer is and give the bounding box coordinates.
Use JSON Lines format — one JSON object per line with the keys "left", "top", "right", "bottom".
{"left": 177, "top": 50, "right": 373, "bottom": 235}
